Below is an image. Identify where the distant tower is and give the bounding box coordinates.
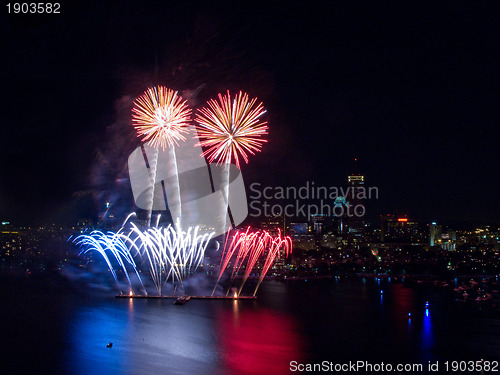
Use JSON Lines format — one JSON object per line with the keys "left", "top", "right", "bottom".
{"left": 311, "top": 214, "right": 326, "bottom": 234}
{"left": 346, "top": 174, "right": 365, "bottom": 236}
{"left": 311, "top": 214, "right": 326, "bottom": 250}
{"left": 380, "top": 214, "right": 395, "bottom": 242}
{"left": 334, "top": 196, "right": 347, "bottom": 234}
{"left": 429, "top": 222, "right": 442, "bottom": 246}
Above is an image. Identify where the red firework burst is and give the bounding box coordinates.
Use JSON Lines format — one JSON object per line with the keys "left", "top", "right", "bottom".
{"left": 132, "top": 86, "right": 192, "bottom": 149}
{"left": 195, "top": 91, "right": 268, "bottom": 168}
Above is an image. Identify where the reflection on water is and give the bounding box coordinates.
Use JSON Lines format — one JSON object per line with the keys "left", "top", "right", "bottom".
{"left": 422, "top": 307, "right": 434, "bottom": 352}
{"left": 66, "top": 299, "right": 222, "bottom": 375}
{"left": 218, "top": 305, "right": 303, "bottom": 375}
{"left": 66, "top": 297, "right": 303, "bottom": 375}
{"left": 1, "top": 277, "right": 498, "bottom": 375}
{"left": 391, "top": 283, "right": 415, "bottom": 341}
{"left": 68, "top": 305, "right": 130, "bottom": 375}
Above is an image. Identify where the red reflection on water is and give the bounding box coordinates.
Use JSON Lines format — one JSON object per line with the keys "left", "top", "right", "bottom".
{"left": 392, "top": 284, "right": 415, "bottom": 311}
{"left": 391, "top": 283, "right": 415, "bottom": 335}
{"left": 218, "top": 305, "right": 303, "bottom": 375}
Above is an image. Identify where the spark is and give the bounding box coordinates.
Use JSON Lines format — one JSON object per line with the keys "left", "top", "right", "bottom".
{"left": 132, "top": 86, "right": 192, "bottom": 150}
{"left": 253, "top": 229, "right": 292, "bottom": 296}
{"left": 73, "top": 217, "right": 214, "bottom": 296}
{"left": 213, "top": 227, "right": 292, "bottom": 296}
{"left": 195, "top": 90, "right": 268, "bottom": 168}
{"left": 73, "top": 230, "right": 144, "bottom": 293}
{"left": 74, "top": 221, "right": 289, "bottom": 297}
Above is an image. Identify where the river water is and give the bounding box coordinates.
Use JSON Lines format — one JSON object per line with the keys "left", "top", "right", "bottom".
{"left": 1, "top": 276, "right": 499, "bottom": 374}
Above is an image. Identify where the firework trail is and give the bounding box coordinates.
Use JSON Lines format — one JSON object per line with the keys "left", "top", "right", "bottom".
{"left": 253, "top": 231, "right": 292, "bottom": 296}
{"left": 238, "top": 232, "right": 271, "bottom": 295}
{"left": 225, "top": 230, "right": 256, "bottom": 296}
{"left": 73, "top": 230, "right": 145, "bottom": 294}
{"left": 213, "top": 228, "right": 292, "bottom": 296}
{"left": 121, "top": 221, "right": 213, "bottom": 295}
{"left": 73, "top": 217, "right": 214, "bottom": 296}
{"left": 74, "top": 225, "right": 289, "bottom": 296}
{"left": 229, "top": 231, "right": 254, "bottom": 279}
{"left": 122, "top": 212, "right": 137, "bottom": 227}
{"left": 224, "top": 230, "right": 269, "bottom": 295}
{"left": 132, "top": 86, "right": 191, "bottom": 226}
{"left": 195, "top": 91, "right": 268, "bottom": 231}
{"left": 211, "top": 228, "right": 247, "bottom": 295}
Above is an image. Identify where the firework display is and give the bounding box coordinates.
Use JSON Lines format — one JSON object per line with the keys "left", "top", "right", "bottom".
{"left": 194, "top": 91, "right": 268, "bottom": 232}
{"left": 74, "top": 219, "right": 214, "bottom": 295}
{"left": 252, "top": 230, "right": 292, "bottom": 296}
{"left": 74, "top": 222, "right": 292, "bottom": 296}
{"left": 74, "top": 230, "right": 144, "bottom": 291}
{"left": 132, "top": 86, "right": 192, "bottom": 150}
{"left": 212, "top": 228, "right": 293, "bottom": 297}
{"left": 195, "top": 90, "right": 268, "bottom": 168}
{"left": 131, "top": 86, "right": 191, "bottom": 226}
{"left": 74, "top": 86, "right": 288, "bottom": 297}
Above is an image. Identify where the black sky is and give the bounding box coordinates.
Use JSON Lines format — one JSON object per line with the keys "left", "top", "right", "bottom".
{"left": 1, "top": 1, "right": 499, "bottom": 226}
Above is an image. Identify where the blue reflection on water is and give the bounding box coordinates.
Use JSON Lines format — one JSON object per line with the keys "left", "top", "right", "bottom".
{"left": 422, "top": 307, "right": 434, "bottom": 354}
{"left": 66, "top": 299, "right": 220, "bottom": 375}
{"left": 66, "top": 305, "right": 130, "bottom": 375}
{"left": 57, "top": 279, "right": 499, "bottom": 375}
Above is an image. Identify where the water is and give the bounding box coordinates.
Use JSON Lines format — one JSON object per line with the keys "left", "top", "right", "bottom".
{"left": 1, "top": 276, "right": 499, "bottom": 374}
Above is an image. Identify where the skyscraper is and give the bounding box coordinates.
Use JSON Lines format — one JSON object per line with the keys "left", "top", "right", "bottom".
{"left": 346, "top": 174, "right": 365, "bottom": 236}
{"left": 381, "top": 215, "right": 419, "bottom": 243}
{"left": 429, "top": 222, "right": 442, "bottom": 247}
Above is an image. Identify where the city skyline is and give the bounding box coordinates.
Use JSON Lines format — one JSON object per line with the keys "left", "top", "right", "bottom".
{"left": 0, "top": 161, "right": 495, "bottom": 229}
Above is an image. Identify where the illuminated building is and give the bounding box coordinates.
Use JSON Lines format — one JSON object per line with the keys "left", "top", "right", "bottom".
{"left": 441, "top": 231, "right": 456, "bottom": 251}
{"left": 260, "top": 216, "right": 284, "bottom": 236}
{"left": 334, "top": 196, "right": 348, "bottom": 234}
{"left": 310, "top": 214, "right": 327, "bottom": 249}
{"left": 429, "top": 222, "right": 442, "bottom": 247}
{"left": 288, "top": 222, "right": 308, "bottom": 236}
{"left": 311, "top": 214, "right": 326, "bottom": 235}
{"left": 287, "top": 222, "right": 315, "bottom": 250}
{"left": 430, "top": 222, "right": 456, "bottom": 250}
{"left": 0, "top": 222, "right": 27, "bottom": 260}
{"left": 381, "top": 215, "right": 419, "bottom": 243}
{"left": 346, "top": 174, "right": 365, "bottom": 236}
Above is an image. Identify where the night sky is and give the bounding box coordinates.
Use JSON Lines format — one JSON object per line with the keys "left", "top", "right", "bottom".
{"left": 1, "top": 1, "right": 499, "bottom": 226}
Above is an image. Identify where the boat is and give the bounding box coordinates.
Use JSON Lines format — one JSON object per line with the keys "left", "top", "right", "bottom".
{"left": 173, "top": 296, "right": 191, "bottom": 305}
